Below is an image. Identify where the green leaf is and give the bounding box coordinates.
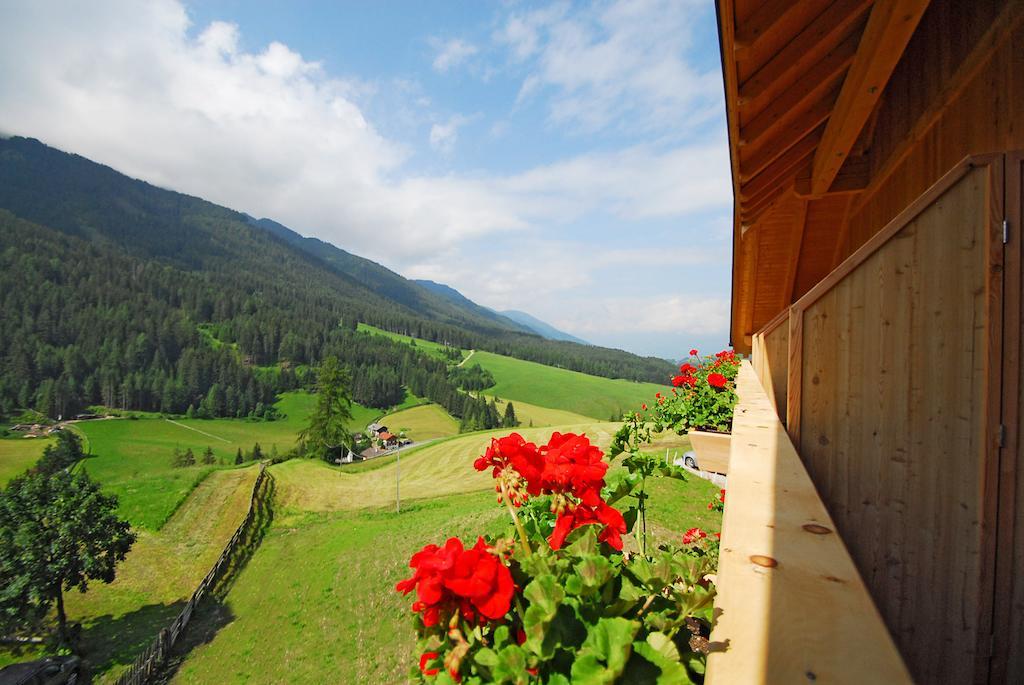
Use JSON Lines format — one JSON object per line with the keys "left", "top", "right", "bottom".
{"left": 566, "top": 525, "right": 599, "bottom": 556}
{"left": 524, "top": 603, "right": 585, "bottom": 659}
{"left": 523, "top": 574, "right": 564, "bottom": 621}
{"left": 489, "top": 645, "right": 530, "bottom": 684}
{"left": 632, "top": 638, "right": 694, "bottom": 685}
{"left": 475, "top": 647, "right": 499, "bottom": 667}
{"left": 575, "top": 555, "right": 614, "bottom": 590}
{"left": 621, "top": 505, "right": 639, "bottom": 532}
{"left": 570, "top": 655, "right": 611, "bottom": 685}
{"left": 569, "top": 617, "right": 640, "bottom": 683}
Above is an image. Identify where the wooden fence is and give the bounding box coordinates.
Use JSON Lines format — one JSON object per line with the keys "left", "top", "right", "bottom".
{"left": 113, "top": 463, "right": 269, "bottom": 685}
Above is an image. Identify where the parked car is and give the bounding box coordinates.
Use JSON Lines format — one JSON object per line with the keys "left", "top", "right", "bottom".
{"left": 676, "top": 450, "right": 698, "bottom": 470}
{"left": 0, "top": 656, "right": 81, "bottom": 685}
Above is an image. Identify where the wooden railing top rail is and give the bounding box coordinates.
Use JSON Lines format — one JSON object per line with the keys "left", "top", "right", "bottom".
{"left": 706, "top": 362, "right": 911, "bottom": 684}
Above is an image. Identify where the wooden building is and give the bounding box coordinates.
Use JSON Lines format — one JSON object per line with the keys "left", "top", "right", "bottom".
{"left": 709, "top": 1, "right": 1024, "bottom": 683}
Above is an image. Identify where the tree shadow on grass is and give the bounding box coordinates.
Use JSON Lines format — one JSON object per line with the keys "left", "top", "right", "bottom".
{"left": 152, "top": 472, "right": 276, "bottom": 683}
{"left": 77, "top": 601, "right": 185, "bottom": 682}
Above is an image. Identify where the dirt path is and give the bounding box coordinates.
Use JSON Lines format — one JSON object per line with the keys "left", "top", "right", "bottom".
{"left": 164, "top": 418, "right": 231, "bottom": 443}
{"left": 457, "top": 349, "right": 475, "bottom": 367}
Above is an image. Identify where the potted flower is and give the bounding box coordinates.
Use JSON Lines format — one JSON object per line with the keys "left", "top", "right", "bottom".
{"left": 627, "top": 349, "right": 740, "bottom": 475}
{"left": 395, "top": 431, "right": 717, "bottom": 683}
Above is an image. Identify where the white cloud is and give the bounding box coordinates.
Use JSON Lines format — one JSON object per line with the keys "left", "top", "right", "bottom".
{"left": 430, "top": 38, "right": 478, "bottom": 72}
{"left": 0, "top": 0, "right": 732, "bottom": 353}
{"left": 0, "top": 0, "right": 728, "bottom": 260}
{"left": 428, "top": 114, "right": 471, "bottom": 154}
{"left": 561, "top": 295, "right": 729, "bottom": 335}
{"left": 497, "top": 0, "right": 721, "bottom": 135}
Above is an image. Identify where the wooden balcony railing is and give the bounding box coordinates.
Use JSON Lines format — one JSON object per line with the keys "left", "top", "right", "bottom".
{"left": 706, "top": 361, "right": 912, "bottom": 684}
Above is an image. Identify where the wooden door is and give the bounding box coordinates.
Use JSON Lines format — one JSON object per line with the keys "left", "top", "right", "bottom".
{"left": 996, "top": 152, "right": 1023, "bottom": 684}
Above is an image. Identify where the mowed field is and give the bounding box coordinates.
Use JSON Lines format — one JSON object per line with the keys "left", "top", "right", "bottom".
{"left": 472, "top": 350, "right": 666, "bottom": 419}
{"left": 379, "top": 403, "right": 459, "bottom": 441}
{"left": 168, "top": 427, "right": 722, "bottom": 684}
{"left": 71, "top": 392, "right": 388, "bottom": 530}
{"left": 274, "top": 421, "right": 619, "bottom": 515}
{"left": 0, "top": 435, "right": 52, "bottom": 485}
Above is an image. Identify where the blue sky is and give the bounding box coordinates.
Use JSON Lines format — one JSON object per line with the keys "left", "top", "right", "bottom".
{"left": 0, "top": 0, "right": 733, "bottom": 359}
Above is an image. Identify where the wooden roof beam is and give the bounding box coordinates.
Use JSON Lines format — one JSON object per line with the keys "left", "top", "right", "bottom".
{"left": 742, "top": 182, "right": 797, "bottom": 226}
{"left": 738, "top": 0, "right": 872, "bottom": 108}
{"left": 810, "top": 0, "right": 931, "bottom": 195}
{"left": 734, "top": 0, "right": 831, "bottom": 55}
{"left": 740, "top": 30, "right": 859, "bottom": 146}
{"left": 740, "top": 85, "right": 839, "bottom": 182}
{"left": 740, "top": 127, "right": 823, "bottom": 202}
{"left": 796, "top": 155, "right": 869, "bottom": 197}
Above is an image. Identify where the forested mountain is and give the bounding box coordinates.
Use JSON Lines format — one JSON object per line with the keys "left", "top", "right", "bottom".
{"left": 411, "top": 279, "right": 535, "bottom": 334}
{"left": 254, "top": 219, "right": 533, "bottom": 335}
{"left": 0, "top": 136, "right": 673, "bottom": 420}
{"left": 498, "top": 309, "right": 590, "bottom": 345}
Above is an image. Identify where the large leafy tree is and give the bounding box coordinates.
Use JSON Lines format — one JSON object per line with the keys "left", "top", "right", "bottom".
{"left": 299, "top": 356, "right": 354, "bottom": 461}
{"left": 0, "top": 470, "right": 135, "bottom": 644}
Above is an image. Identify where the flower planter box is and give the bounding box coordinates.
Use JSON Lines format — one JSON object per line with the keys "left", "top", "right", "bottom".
{"left": 688, "top": 430, "right": 730, "bottom": 475}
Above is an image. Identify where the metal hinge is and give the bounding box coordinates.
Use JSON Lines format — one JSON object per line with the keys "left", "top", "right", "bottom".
{"left": 1004, "top": 218, "right": 1010, "bottom": 244}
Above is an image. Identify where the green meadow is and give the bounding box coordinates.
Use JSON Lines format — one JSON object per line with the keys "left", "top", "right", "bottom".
{"left": 0, "top": 435, "right": 52, "bottom": 485}
{"left": 380, "top": 403, "right": 459, "bottom": 441}
{"left": 356, "top": 323, "right": 666, "bottom": 420}
{"left": 168, "top": 430, "right": 722, "bottom": 684}
{"left": 472, "top": 350, "right": 665, "bottom": 419}
{"left": 357, "top": 323, "right": 467, "bottom": 362}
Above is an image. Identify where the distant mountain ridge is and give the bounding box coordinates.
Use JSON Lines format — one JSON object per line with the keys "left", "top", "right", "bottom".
{"left": 0, "top": 136, "right": 677, "bottom": 399}
{"left": 498, "top": 310, "right": 589, "bottom": 345}
{"left": 411, "top": 280, "right": 588, "bottom": 345}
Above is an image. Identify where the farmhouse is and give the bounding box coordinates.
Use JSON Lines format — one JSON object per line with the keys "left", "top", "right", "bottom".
{"left": 709, "top": 2, "right": 1024, "bottom": 684}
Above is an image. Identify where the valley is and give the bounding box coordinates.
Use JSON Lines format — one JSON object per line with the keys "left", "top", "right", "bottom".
{"left": 0, "top": 136, "right": 716, "bottom": 685}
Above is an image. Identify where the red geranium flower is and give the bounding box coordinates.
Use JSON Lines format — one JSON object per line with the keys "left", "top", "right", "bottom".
{"left": 420, "top": 652, "right": 440, "bottom": 676}
{"left": 679, "top": 363, "right": 696, "bottom": 374}
{"left": 539, "top": 432, "right": 608, "bottom": 506}
{"left": 655, "top": 392, "right": 661, "bottom": 399}
{"left": 396, "top": 537, "right": 514, "bottom": 627}
{"left": 689, "top": 348, "right": 699, "bottom": 356}
{"left": 707, "top": 372, "right": 727, "bottom": 389}
{"left": 549, "top": 501, "right": 627, "bottom": 550}
{"left": 474, "top": 433, "right": 545, "bottom": 497}
{"left": 683, "top": 527, "right": 708, "bottom": 544}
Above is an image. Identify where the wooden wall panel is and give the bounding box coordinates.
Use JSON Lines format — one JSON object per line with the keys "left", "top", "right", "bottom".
{"left": 793, "top": 162, "right": 999, "bottom": 684}
{"left": 839, "top": 5, "right": 1024, "bottom": 262}
{"left": 792, "top": 195, "right": 852, "bottom": 299}
{"left": 751, "top": 310, "right": 789, "bottom": 423}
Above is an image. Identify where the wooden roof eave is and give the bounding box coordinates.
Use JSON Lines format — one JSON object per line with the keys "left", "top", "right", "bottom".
{"left": 716, "top": 0, "right": 747, "bottom": 351}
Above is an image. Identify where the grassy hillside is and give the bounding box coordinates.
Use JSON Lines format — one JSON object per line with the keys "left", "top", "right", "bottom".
{"left": 169, "top": 443, "right": 721, "bottom": 684}
{"left": 357, "top": 322, "right": 466, "bottom": 361}
{"left": 0, "top": 436, "right": 51, "bottom": 485}
{"left": 70, "top": 391, "right": 394, "bottom": 530}
{"left": 472, "top": 350, "right": 664, "bottom": 419}
{"left": 0, "top": 466, "right": 261, "bottom": 677}
{"left": 379, "top": 403, "right": 459, "bottom": 441}
{"left": 489, "top": 396, "right": 592, "bottom": 428}
{"left": 273, "top": 422, "right": 618, "bottom": 516}
{"left": 358, "top": 324, "right": 664, "bottom": 420}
